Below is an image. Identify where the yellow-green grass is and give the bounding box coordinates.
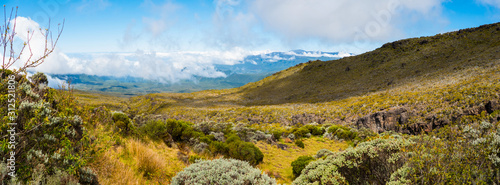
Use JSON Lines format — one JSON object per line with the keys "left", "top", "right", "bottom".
{"left": 256, "top": 137, "right": 349, "bottom": 184}
{"left": 90, "top": 137, "right": 185, "bottom": 184}
{"left": 121, "top": 60, "right": 500, "bottom": 129}
{"left": 74, "top": 89, "right": 129, "bottom": 111}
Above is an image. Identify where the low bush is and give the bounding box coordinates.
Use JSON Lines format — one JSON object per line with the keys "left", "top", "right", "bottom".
{"left": 228, "top": 141, "right": 264, "bottom": 166}
{"left": 303, "top": 125, "right": 325, "bottom": 136}
{"left": 209, "top": 141, "right": 229, "bottom": 155}
{"left": 188, "top": 155, "right": 205, "bottom": 164}
{"left": 137, "top": 120, "right": 168, "bottom": 141}
{"left": 293, "top": 127, "right": 310, "bottom": 138}
{"left": 328, "top": 125, "right": 358, "bottom": 140}
{"left": 165, "top": 119, "right": 200, "bottom": 142}
{"left": 112, "top": 112, "right": 135, "bottom": 135}
{"left": 138, "top": 119, "right": 203, "bottom": 143}
{"left": 295, "top": 140, "right": 305, "bottom": 148}
{"left": 293, "top": 136, "right": 414, "bottom": 184}
{"left": 271, "top": 130, "right": 283, "bottom": 141}
{"left": 392, "top": 122, "right": 500, "bottom": 184}
{"left": 291, "top": 156, "right": 315, "bottom": 178}
{"left": 171, "top": 158, "right": 276, "bottom": 185}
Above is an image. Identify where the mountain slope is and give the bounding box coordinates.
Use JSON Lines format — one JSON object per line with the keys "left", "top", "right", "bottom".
{"left": 237, "top": 23, "right": 500, "bottom": 105}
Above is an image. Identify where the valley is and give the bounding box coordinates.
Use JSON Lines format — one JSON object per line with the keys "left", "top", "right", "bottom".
{"left": 2, "top": 22, "right": 500, "bottom": 184}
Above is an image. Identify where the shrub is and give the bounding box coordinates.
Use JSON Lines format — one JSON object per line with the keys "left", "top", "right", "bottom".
{"left": 112, "top": 112, "right": 135, "bottom": 135}
{"left": 271, "top": 130, "right": 282, "bottom": 141}
{"left": 304, "top": 125, "right": 325, "bottom": 136}
{"left": 291, "top": 156, "right": 315, "bottom": 178}
{"left": 78, "top": 167, "right": 99, "bottom": 185}
{"left": 29, "top": 72, "right": 48, "bottom": 85}
{"left": 209, "top": 131, "right": 225, "bottom": 142}
{"left": 171, "top": 158, "right": 276, "bottom": 185}
{"left": 165, "top": 119, "right": 198, "bottom": 142}
{"left": 293, "top": 136, "right": 414, "bottom": 185}
{"left": 188, "top": 155, "right": 205, "bottom": 164}
{"left": 392, "top": 122, "right": 500, "bottom": 184}
{"left": 0, "top": 75, "right": 92, "bottom": 182}
{"left": 193, "top": 142, "right": 209, "bottom": 154}
{"left": 199, "top": 135, "right": 214, "bottom": 144}
{"left": 293, "top": 127, "right": 310, "bottom": 138}
{"left": 295, "top": 140, "right": 305, "bottom": 148}
{"left": 328, "top": 125, "right": 358, "bottom": 140}
{"left": 137, "top": 120, "right": 168, "bottom": 141}
{"left": 209, "top": 141, "right": 229, "bottom": 155}
{"left": 314, "top": 149, "right": 334, "bottom": 159}
{"left": 228, "top": 141, "right": 264, "bottom": 166}
{"left": 226, "top": 134, "right": 242, "bottom": 143}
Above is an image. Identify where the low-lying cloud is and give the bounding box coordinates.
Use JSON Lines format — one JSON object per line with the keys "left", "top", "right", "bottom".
{"left": 8, "top": 16, "right": 349, "bottom": 86}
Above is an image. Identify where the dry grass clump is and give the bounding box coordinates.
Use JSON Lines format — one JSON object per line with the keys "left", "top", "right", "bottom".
{"left": 91, "top": 138, "right": 185, "bottom": 184}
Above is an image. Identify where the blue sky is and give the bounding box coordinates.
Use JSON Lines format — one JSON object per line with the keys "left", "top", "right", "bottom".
{"left": 2, "top": 0, "right": 500, "bottom": 85}
{"left": 4, "top": 0, "right": 499, "bottom": 54}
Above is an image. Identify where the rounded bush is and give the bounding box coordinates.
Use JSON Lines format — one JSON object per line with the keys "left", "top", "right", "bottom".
{"left": 291, "top": 156, "right": 315, "bottom": 178}
{"left": 328, "top": 125, "right": 358, "bottom": 140}
{"left": 293, "top": 127, "right": 310, "bottom": 138}
{"left": 171, "top": 158, "right": 276, "bottom": 185}
{"left": 228, "top": 141, "right": 264, "bottom": 166}
{"left": 271, "top": 130, "right": 282, "bottom": 141}
{"left": 112, "top": 112, "right": 135, "bottom": 134}
{"left": 295, "top": 140, "right": 305, "bottom": 148}
{"left": 293, "top": 137, "right": 414, "bottom": 185}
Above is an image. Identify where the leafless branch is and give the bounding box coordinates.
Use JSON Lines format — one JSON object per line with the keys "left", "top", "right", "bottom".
{"left": 1, "top": 6, "right": 64, "bottom": 74}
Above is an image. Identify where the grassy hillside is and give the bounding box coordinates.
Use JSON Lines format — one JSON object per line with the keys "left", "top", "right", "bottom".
{"left": 238, "top": 23, "right": 500, "bottom": 105}
{"left": 118, "top": 23, "right": 500, "bottom": 128}
{"left": 61, "top": 22, "right": 500, "bottom": 184}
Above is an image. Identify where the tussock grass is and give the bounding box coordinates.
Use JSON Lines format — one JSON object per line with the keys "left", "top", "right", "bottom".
{"left": 91, "top": 137, "right": 185, "bottom": 184}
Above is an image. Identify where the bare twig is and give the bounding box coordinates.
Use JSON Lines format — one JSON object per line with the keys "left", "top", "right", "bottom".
{"left": 1, "top": 6, "right": 64, "bottom": 74}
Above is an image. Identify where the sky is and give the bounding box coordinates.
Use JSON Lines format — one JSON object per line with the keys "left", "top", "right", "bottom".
{"left": 2, "top": 0, "right": 500, "bottom": 86}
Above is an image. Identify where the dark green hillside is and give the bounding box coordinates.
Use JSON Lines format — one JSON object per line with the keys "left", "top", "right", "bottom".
{"left": 240, "top": 23, "right": 500, "bottom": 105}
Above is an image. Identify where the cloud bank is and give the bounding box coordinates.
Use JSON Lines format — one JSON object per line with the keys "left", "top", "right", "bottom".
{"left": 250, "top": 0, "right": 447, "bottom": 48}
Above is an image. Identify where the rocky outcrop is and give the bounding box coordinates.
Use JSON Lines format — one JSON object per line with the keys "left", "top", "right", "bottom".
{"left": 356, "top": 107, "right": 409, "bottom": 133}
{"left": 356, "top": 100, "right": 500, "bottom": 135}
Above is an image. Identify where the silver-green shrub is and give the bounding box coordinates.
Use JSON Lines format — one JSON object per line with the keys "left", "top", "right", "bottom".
{"left": 293, "top": 137, "right": 414, "bottom": 185}
{"left": 171, "top": 158, "right": 276, "bottom": 185}
{"left": 314, "top": 149, "right": 334, "bottom": 159}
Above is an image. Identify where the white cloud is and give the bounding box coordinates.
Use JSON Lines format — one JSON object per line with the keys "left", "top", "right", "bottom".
{"left": 477, "top": 0, "right": 500, "bottom": 8}
{"left": 250, "top": 0, "right": 447, "bottom": 48}
{"left": 9, "top": 16, "right": 265, "bottom": 84}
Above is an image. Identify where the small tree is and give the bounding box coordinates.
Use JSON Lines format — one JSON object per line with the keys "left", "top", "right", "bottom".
{"left": 1, "top": 5, "right": 64, "bottom": 74}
